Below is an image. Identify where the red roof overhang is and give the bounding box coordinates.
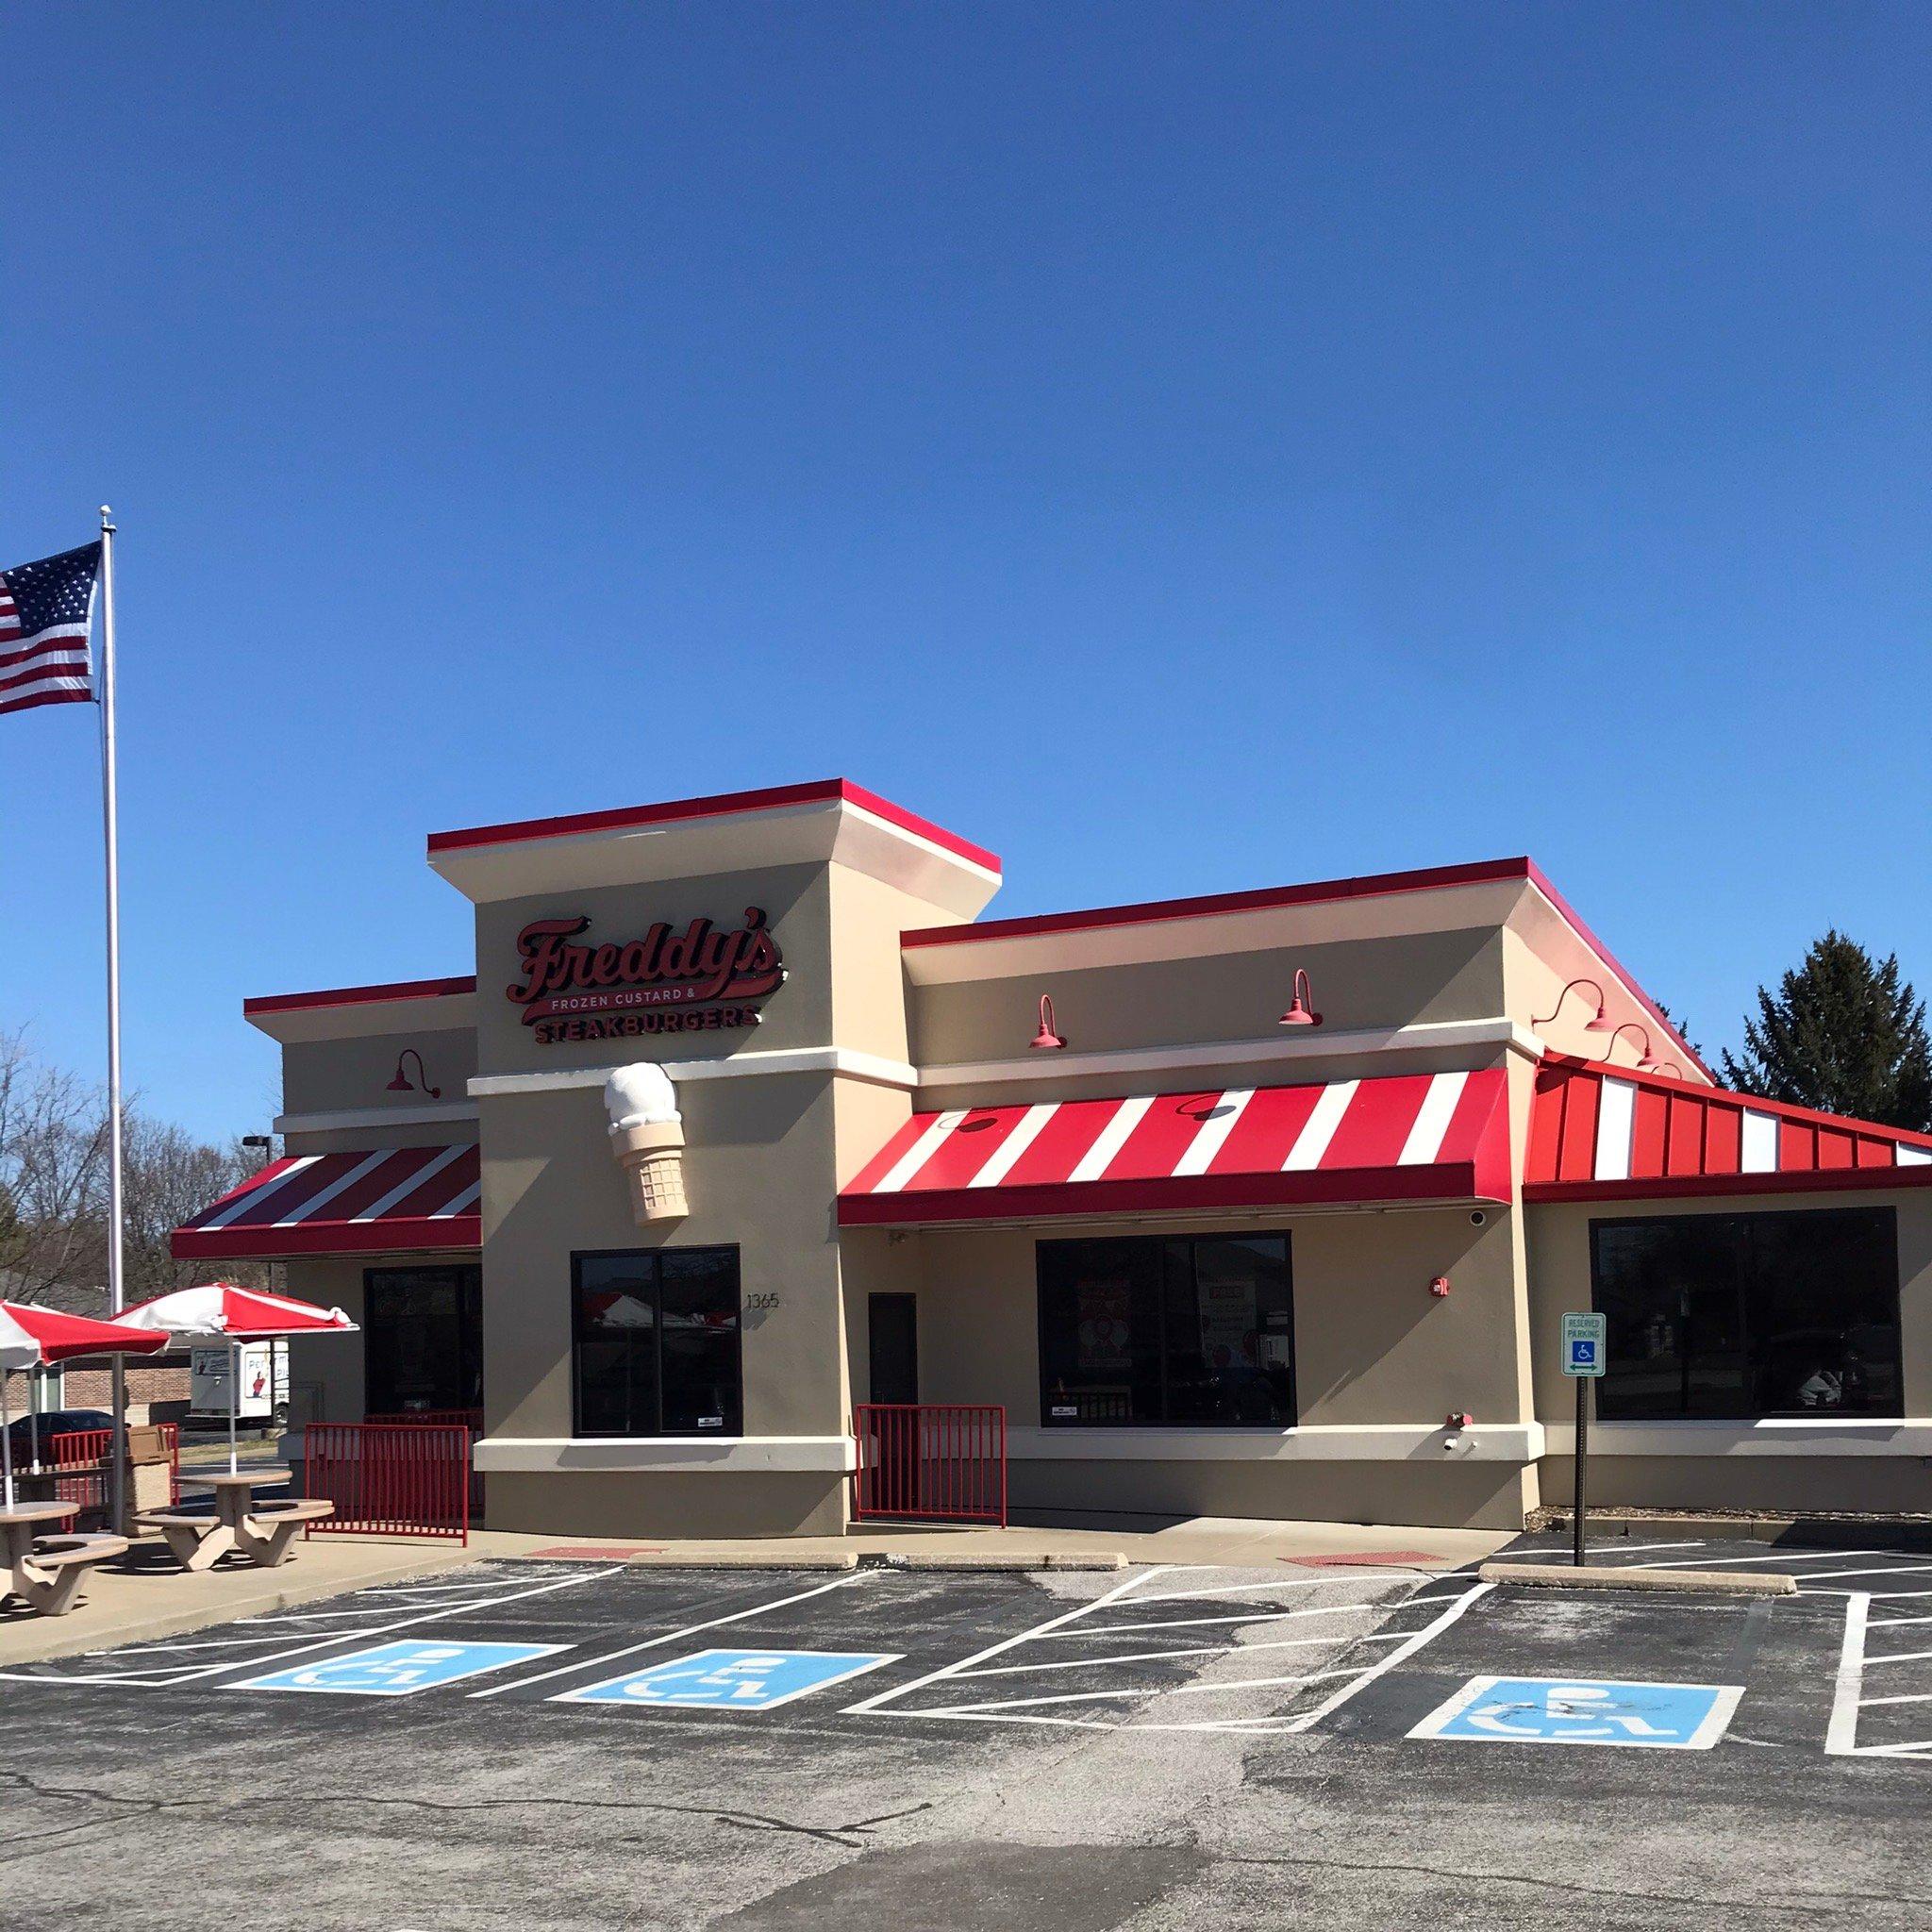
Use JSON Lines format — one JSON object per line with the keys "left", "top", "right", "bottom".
{"left": 1524, "top": 1055, "right": 1932, "bottom": 1203}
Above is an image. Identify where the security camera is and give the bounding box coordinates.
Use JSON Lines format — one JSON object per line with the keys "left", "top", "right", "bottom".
{"left": 1470, "top": 1209, "right": 1486, "bottom": 1226}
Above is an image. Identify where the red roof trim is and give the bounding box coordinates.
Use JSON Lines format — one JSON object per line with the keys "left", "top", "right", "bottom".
{"left": 244, "top": 975, "right": 477, "bottom": 1017}
{"left": 839, "top": 1163, "right": 1504, "bottom": 1227}
{"left": 425, "top": 778, "right": 1001, "bottom": 874}
{"left": 1538, "top": 1052, "right": 1932, "bottom": 1150}
{"left": 171, "top": 1215, "right": 481, "bottom": 1260}
{"left": 899, "top": 857, "right": 1534, "bottom": 950}
{"left": 1524, "top": 1171, "right": 1932, "bottom": 1205}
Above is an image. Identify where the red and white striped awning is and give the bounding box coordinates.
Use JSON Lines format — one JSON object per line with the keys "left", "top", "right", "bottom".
{"left": 1525, "top": 1057, "right": 1932, "bottom": 1202}
{"left": 839, "top": 1070, "right": 1510, "bottom": 1227}
{"left": 172, "top": 1144, "right": 481, "bottom": 1261}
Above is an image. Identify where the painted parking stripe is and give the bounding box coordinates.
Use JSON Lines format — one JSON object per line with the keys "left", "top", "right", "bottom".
{"left": 472, "top": 1572, "right": 875, "bottom": 1699}
{"left": 237, "top": 1640, "right": 568, "bottom": 1696}
{"left": 0, "top": 1568, "right": 607, "bottom": 1690}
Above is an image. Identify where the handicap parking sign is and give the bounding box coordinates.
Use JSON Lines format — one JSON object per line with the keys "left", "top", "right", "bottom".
{"left": 236, "top": 1640, "right": 567, "bottom": 1697}
{"left": 1409, "top": 1675, "right": 1743, "bottom": 1749}
{"left": 555, "top": 1647, "right": 898, "bottom": 1711}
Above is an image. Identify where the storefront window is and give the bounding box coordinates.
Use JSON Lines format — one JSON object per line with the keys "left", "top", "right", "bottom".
{"left": 364, "top": 1266, "right": 482, "bottom": 1417}
{"left": 1038, "top": 1233, "right": 1294, "bottom": 1426}
{"left": 1591, "top": 1208, "right": 1900, "bottom": 1420}
{"left": 572, "top": 1247, "right": 742, "bottom": 1437}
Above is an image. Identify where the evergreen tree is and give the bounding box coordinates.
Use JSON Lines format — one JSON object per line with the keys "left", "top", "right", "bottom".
{"left": 1721, "top": 931, "right": 1932, "bottom": 1129}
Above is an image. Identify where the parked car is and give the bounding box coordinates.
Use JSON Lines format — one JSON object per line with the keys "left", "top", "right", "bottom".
{"left": 3, "top": 1407, "right": 115, "bottom": 1460}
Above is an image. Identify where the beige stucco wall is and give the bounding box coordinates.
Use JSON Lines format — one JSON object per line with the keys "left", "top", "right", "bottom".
{"left": 898, "top": 1202, "right": 1536, "bottom": 1530}
{"left": 1525, "top": 1189, "right": 1932, "bottom": 1514}
{"left": 912, "top": 926, "right": 1505, "bottom": 1068}
{"left": 282, "top": 1025, "right": 478, "bottom": 1118}
{"left": 475, "top": 1072, "right": 851, "bottom": 1536}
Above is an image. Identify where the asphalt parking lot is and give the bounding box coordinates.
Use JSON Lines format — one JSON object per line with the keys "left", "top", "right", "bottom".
{"left": 2, "top": 1538, "right": 1929, "bottom": 1930}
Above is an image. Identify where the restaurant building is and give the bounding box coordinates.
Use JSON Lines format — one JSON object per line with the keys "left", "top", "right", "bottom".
{"left": 173, "top": 780, "right": 1932, "bottom": 1534}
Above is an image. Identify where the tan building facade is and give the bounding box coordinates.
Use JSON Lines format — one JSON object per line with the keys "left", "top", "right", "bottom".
{"left": 174, "top": 780, "right": 1932, "bottom": 1535}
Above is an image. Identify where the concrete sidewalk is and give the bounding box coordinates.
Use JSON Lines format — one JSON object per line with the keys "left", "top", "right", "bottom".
{"left": 0, "top": 1513, "right": 1508, "bottom": 1667}
{"left": 478, "top": 1513, "right": 1508, "bottom": 1574}
{"left": 0, "top": 1532, "right": 478, "bottom": 1667}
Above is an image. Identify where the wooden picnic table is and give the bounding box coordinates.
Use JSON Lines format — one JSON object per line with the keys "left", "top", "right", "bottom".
{"left": 136, "top": 1469, "right": 334, "bottom": 1572}
{"left": 0, "top": 1501, "right": 128, "bottom": 1617}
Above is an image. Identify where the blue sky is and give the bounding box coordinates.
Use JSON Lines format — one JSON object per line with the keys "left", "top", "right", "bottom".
{"left": 3, "top": 4, "right": 1928, "bottom": 1141}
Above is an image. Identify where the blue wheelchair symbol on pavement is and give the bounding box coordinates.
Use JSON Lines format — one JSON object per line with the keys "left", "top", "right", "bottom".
{"left": 1409, "top": 1675, "right": 1742, "bottom": 1749}
{"left": 556, "top": 1647, "right": 899, "bottom": 1711}
{"left": 236, "top": 1640, "right": 566, "bottom": 1697}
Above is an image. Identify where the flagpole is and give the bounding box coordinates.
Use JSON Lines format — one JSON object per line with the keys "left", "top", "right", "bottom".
{"left": 98, "top": 506, "right": 128, "bottom": 1534}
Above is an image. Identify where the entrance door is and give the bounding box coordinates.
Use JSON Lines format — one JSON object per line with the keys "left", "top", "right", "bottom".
{"left": 364, "top": 1266, "right": 483, "bottom": 1418}
{"left": 868, "top": 1293, "right": 919, "bottom": 1406}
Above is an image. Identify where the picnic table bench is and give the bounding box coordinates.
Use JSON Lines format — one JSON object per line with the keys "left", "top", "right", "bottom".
{"left": 0, "top": 1502, "right": 128, "bottom": 1617}
{"left": 136, "top": 1471, "right": 334, "bottom": 1571}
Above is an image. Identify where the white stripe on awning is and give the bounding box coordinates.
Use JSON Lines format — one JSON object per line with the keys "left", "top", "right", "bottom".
{"left": 1593, "top": 1079, "right": 1637, "bottom": 1183}
{"left": 1397, "top": 1071, "right": 1469, "bottom": 1167}
{"left": 350, "top": 1142, "right": 469, "bottom": 1223}
{"left": 1282, "top": 1080, "right": 1357, "bottom": 1172}
{"left": 969, "top": 1103, "right": 1059, "bottom": 1188}
{"left": 875, "top": 1109, "right": 968, "bottom": 1194}
{"left": 201, "top": 1156, "right": 322, "bottom": 1230}
{"left": 277, "top": 1149, "right": 394, "bottom": 1225}
{"left": 1740, "top": 1110, "right": 1780, "bottom": 1174}
{"left": 1173, "top": 1089, "right": 1253, "bottom": 1176}
{"left": 1070, "top": 1094, "right": 1154, "bottom": 1182}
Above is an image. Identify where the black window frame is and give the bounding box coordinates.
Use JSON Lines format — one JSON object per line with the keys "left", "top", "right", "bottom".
{"left": 1588, "top": 1206, "right": 1903, "bottom": 1422}
{"left": 1035, "top": 1230, "right": 1297, "bottom": 1428}
{"left": 570, "top": 1244, "right": 744, "bottom": 1439}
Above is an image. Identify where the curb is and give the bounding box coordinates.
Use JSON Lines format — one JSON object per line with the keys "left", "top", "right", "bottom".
{"left": 1539, "top": 1511, "right": 1932, "bottom": 1552}
{"left": 625, "top": 1553, "right": 860, "bottom": 1572}
{"left": 1479, "top": 1561, "right": 1796, "bottom": 1596}
{"left": 0, "top": 1543, "right": 477, "bottom": 1668}
{"left": 876, "top": 1553, "right": 1126, "bottom": 1573}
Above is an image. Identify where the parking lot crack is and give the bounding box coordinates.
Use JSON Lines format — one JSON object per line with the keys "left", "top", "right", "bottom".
{"left": 1218, "top": 1849, "right": 1932, "bottom": 1914}
{"left": 0, "top": 1769, "right": 932, "bottom": 1857}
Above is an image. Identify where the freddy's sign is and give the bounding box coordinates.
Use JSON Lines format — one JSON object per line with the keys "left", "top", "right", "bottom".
{"left": 508, "top": 907, "right": 784, "bottom": 1045}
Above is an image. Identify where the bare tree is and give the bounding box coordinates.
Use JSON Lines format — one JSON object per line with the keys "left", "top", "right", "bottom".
{"left": 0, "top": 1028, "right": 110, "bottom": 1304}
{"left": 121, "top": 1116, "right": 272, "bottom": 1296}
{"left": 0, "top": 1030, "right": 271, "bottom": 1305}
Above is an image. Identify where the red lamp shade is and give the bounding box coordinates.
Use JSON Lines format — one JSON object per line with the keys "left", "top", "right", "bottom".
{"left": 1277, "top": 969, "right": 1322, "bottom": 1028}
{"left": 1029, "top": 994, "right": 1065, "bottom": 1052}
{"left": 386, "top": 1048, "right": 441, "bottom": 1098}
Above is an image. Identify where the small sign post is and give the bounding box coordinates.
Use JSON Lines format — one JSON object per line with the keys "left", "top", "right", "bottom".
{"left": 1561, "top": 1313, "right": 1607, "bottom": 1567}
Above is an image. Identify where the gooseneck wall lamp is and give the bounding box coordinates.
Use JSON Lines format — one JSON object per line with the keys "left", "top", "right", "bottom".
{"left": 1278, "top": 969, "right": 1323, "bottom": 1028}
{"left": 1603, "top": 1023, "right": 1657, "bottom": 1070}
{"left": 1029, "top": 993, "right": 1066, "bottom": 1052}
{"left": 386, "top": 1048, "right": 442, "bottom": 1099}
{"left": 1531, "top": 977, "right": 1615, "bottom": 1033}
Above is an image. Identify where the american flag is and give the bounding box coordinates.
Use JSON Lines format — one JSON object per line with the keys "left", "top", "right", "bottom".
{"left": 0, "top": 542, "right": 101, "bottom": 718}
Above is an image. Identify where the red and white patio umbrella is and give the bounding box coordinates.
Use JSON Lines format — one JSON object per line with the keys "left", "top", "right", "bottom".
{"left": 0, "top": 1302, "right": 169, "bottom": 1511}
{"left": 119, "top": 1284, "right": 358, "bottom": 1475}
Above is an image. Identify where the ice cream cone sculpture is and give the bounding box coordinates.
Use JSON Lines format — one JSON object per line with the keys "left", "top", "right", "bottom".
{"left": 606, "top": 1062, "right": 689, "bottom": 1222}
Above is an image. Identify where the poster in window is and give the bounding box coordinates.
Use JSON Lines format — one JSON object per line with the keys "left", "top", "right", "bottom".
{"left": 1076, "top": 1274, "right": 1132, "bottom": 1371}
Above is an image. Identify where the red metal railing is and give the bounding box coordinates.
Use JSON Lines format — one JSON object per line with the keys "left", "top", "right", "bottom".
{"left": 364, "top": 1408, "right": 484, "bottom": 1518}
{"left": 853, "top": 1404, "right": 1007, "bottom": 1525}
{"left": 37, "top": 1425, "right": 180, "bottom": 1516}
{"left": 304, "top": 1422, "right": 472, "bottom": 1542}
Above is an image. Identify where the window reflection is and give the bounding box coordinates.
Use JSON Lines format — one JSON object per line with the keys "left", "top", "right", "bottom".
{"left": 1592, "top": 1208, "right": 1899, "bottom": 1421}
{"left": 1039, "top": 1233, "right": 1294, "bottom": 1426}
